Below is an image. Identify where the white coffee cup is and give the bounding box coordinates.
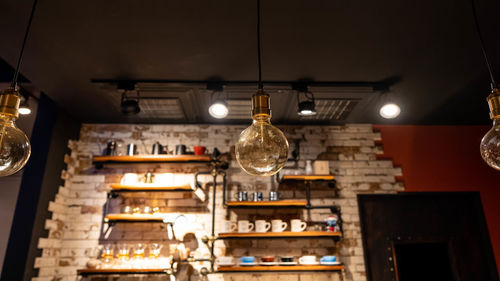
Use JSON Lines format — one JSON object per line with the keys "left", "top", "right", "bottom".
{"left": 290, "top": 219, "right": 307, "bottom": 232}
{"left": 216, "top": 256, "right": 234, "bottom": 265}
{"left": 299, "top": 255, "right": 317, "bottom": 265}
{"left": 121, "top": 173, "right": 138, "bottom": 185}
{"left": 238, "top": 220, "right": 254, "bottom": 233}
{"left": 221, "top": 220, "right": 237, "bottom": 233}
{"left": 154, "top": 173, "right": 174, "bottom": 186}
{"left": 271, "top": 220, "right": 288, "bottom": 232}
{"left": 255, "top": 220, "right": 271, "bottom": 233}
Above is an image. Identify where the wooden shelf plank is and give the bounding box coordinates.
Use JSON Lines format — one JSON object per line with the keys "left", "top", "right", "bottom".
{"left": 105, "top": 214, "right": 164, "bottom": 222}
{"left": 93, "top": 155, "right": 211, "bottom": 164}
{"left": 217, "top": 265, "right": 344, "bottom": 272}
{"left": 282, "top": 175, "right": 334, "bottom": 181}
{"left": 110, "top": 184, "right": 193, "bottom": 192}
{"left": 218, "top": 231, "right": 341, "bottom": 239}
{"left": 226, "top": 200, "right": 308, "bottom": 208}
{"left": 77, "top": 268, "right": 167, "bottom": 275}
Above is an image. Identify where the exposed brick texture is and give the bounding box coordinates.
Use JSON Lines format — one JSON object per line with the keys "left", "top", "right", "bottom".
{"left": 32, "top": 124, "right": 403, "bottom": 281}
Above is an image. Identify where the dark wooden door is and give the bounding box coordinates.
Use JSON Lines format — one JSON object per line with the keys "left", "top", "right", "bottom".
{"left": 358, "top": 192, "right": 498, "bottom": 281}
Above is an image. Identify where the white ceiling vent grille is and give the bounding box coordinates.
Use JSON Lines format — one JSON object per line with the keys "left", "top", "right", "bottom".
{"left": 138, "top": 98, "right": 185, "bottom": 119}
{"left": 226, "top": 99, "right": 252, "bottom": 120}
{"left": 300, "top": 99, "right": 359, "bottom": 121}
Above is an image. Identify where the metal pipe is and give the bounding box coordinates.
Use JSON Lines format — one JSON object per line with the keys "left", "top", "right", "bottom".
{"left": 210, "top": 172, "right": 217, "bottom": 272}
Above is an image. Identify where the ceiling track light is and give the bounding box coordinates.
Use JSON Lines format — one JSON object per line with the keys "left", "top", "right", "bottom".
{"left": 0, "top": 0, "right": 38, "bottom": 177}
{"left": 296, "top": 87, "right": 317, "bottom": 116}
{"left": 471, "top": 0, "right": 500, "bottom": 170}
{"left": 120, "top": 89, "right": 141, "bottom": 115}
{"left": 378, "top": 91, "right": 401, "bottom": 119}
{"left": 18, "top": 96, "right": 32, "bottom": 115}
{"left": 234, "top": 0, "right": 289, "bottom": 177}
{"left": 207, "top": 83, "right": 228, "bottom": 119}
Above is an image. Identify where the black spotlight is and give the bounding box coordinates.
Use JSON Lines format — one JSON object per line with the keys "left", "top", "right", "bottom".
{"left": 297, "top": 90, "right": 317, "bottom": 116}
{"left": 298, "top": 100, "right": 316, "bottom": 116}
{"left": 121, "top": 92, "right": 140, "bottom": 115}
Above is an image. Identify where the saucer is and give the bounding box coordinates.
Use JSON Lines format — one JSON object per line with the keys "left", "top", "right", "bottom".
{"left": 259, "top": 261, "right": 278, "bottom": 266}
{"left": 239, "top": 262, "right": 258, "bottom": 266}
{"left": 299, "top": 261, "right": 319, "bottom": 265}
{"left": 217, "top": 263, "right": 236, "bottom": 267}
{"left": 320, "top": 261, "right": 341, "bottom": 265}
{"left": 279, "top": 261, "right": 298, "bottom": 266}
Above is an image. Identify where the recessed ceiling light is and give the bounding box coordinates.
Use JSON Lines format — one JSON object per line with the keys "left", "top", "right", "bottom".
{"left": 379, "top": 103, "right": 401, "bottom": 119}
{"left": 208, "top": 100, "right": 228, "bottom": 118}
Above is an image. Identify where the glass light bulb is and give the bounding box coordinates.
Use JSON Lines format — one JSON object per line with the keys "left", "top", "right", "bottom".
{"left": 235, "top": 116, "right": 289, "bottom": 176}
{"left": 480, "top": 119, "right": 500, "bottom": 170}
{"left": 0, "top": 115, "right": 31, "bottom": 176}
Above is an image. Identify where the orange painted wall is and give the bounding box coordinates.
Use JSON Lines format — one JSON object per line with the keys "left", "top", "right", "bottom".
{"left": 374, "top": 125, "right": 500, "bottom": 271}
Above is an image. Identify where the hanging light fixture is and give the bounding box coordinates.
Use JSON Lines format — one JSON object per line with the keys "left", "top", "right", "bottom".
{"left": 235, "top": 0, "right": 289, "bottom": 176}
{"left": 0, "top": 0, "right": 39, "bottom": 177}
{"left": 471, "top": 0, "right": 500, "bottom": 170}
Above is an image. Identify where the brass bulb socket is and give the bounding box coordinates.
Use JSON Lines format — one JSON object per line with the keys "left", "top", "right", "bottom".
{"left": 0, "top": 87, "right": 21, "bottom": 118}
{"left": 252, "top": 89, "right": 271, "bottom": 118}
{"left": 487, "top": 87, "right": 500, "bottom": 119}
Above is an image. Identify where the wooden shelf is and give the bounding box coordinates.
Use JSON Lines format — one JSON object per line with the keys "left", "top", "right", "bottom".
{"left": 217, "top": 265, "right": 344, "bottom": 272}
{"left": 218, "top": 231, "right": 341, "bottom": 239}
{"left": 282, "top": 175, "right": 334, "bottom": 181}
{"left": 77, "top": 268, "right": 168, "bottom": 275}
{"left": 105, "top": 214, "right": 164, "bottom": 222}
{"left": 110, "top": 184, "right": 194, "bottom": 192}
{"left": 226, "top": 200, "right": 308, "bottom": 208}
{"left": 93, "top": 154, "right": 212, "bottom": 164}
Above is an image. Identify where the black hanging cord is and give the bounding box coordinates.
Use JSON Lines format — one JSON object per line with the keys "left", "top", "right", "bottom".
{"left": 11, "top": 0, "right": 39, "bottom": 88}
{"left": 471, "top": 0, "right": 497, "bottom": 88}
{"left": 257, "top": 0, "right": 263, "bottom": 89}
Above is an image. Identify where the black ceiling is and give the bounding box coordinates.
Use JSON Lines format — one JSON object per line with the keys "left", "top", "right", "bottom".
{"left": 0, "top": 0, "right": 499, "bottom": 125}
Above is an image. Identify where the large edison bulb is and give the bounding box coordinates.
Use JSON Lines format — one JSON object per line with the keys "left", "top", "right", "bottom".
{"left": 235, "top": 115, "right": 289, "bottom": 176}
{"left": 480, "top": 119, "right": 500, "bottom": 170}
{"left": 0, "top": 115, "right": 31, "bottom": 176}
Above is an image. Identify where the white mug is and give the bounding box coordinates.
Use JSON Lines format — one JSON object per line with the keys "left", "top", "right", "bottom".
{"left": 154, "top": 173, "right": 174, "bottom": 186}
{"left": 299, "top": 255, "right": 317, "bottom": 264}
{"left": 221, "top": 220, "right": 237, "bottom": 233}
{"left": 255, "top": 220, "right": 271, "bottom": 233}
{"left": 121, "top": 173, "right": 138, "bottom": 185}
{"left": 238, "top": 220, "right": 254, "bottom": 233}
{"left": 290, "top": 219, "right": 307, "bottom": 232}
{"left": 271, "top": 220, "right": 288, "bottom": 232}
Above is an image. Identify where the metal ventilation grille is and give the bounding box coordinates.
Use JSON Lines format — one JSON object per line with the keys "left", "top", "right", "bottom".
{"left": 301, "top": 99, "right": 359, "bottom": 121}
{"left": 138, "top": 98, "right": 185, "bottom": 119}
{"left": 226, "top": 99, "right": 252, "bottom": 120}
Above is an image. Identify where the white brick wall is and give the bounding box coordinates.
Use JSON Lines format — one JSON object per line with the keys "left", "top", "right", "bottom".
{"left": 33, "top": 124, "right": 403, "bottom": 281}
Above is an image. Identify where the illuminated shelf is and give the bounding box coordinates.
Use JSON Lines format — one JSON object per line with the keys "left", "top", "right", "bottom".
{"left": 218, "top": 231, "right": 341, "bottom": 239}
{"left": 226, "top": 200, "right": 308, "bottom": 208}
{"left": 282, "top": 175, "right": 334, "bottom": 181}
{"left": 105, "top": 214, "right": 164, "bottom": 222}
{"left": 92, "top": 155, "right": 211, "bottom": 164}
{"left": 77, "top": 268, "right": 168, "bottom": 276}
{"left": 217, "top": 265, "right": 344, "bottom": 272}
{"left": 110, "top": 184, "right": 194, "bottom": 192}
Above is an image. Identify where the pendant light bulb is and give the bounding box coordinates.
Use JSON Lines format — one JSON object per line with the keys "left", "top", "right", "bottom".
{"left": 235, "top": 90, "right": 289, "bottom": 176}
{"left": 0, "top": 88, "right": 31, "bottom": 176}
{"left": 480, "top": 87, "right": 500, "bottom": 170}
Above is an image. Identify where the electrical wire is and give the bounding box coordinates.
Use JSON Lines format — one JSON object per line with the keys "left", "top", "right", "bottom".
{"left": 471, "top": 0, "right": 497, "bottom": 88}
{"left": 257, "top": 0, "right": 263, "bottom": 89}
{"left": 11, "top": 0, "right": 39, "bottom": 88}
